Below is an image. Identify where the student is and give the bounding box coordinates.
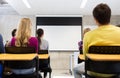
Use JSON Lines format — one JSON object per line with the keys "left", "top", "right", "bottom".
{"left": 78, "top": 28, "right": 91, "bottom": 53}
{"left": 36, "top": 28, "right": 49, "bottom": 50}
{"left": 73, "top": 28, "right": 91, "bottom": 78}
{"left": 10, "top": 18, "right": 38, "bottom": 74}
{"left": 5, "top": 29, "right": 17, "bottom": 47}
{"left": 0, "top": 34, "right": 4, "bottom": 78}
{"left": 83, "top": 3, "right": 120, "bottom": 78}
{"left": 36, "top": 28, "right": 49, "bottom": 78}
{"left": 11, "top": 29, "right": 17, "bottom": 37}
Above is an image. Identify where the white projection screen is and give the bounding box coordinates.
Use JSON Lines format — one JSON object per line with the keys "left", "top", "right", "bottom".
{"left": 37, "top": 26, "right": 81, "bottom": 51}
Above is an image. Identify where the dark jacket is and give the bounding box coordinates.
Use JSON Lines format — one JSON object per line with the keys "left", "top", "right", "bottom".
{"left": 0, "top": 34, "right": 4, "bottom": 77}
{"left": 0, "top": 34, "right": 4, "bottom": 53}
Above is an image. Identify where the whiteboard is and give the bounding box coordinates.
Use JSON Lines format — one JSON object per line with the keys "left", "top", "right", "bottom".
{"left": 37, "top": 26, "right": 81, "bottom": 51}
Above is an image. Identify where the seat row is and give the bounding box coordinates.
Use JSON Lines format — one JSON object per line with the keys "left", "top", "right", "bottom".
{"left": 0, "top": 47, "right": 52, "bottom": 78}
{"left": 78, "top": 46, "right": 120, "bottom": 78}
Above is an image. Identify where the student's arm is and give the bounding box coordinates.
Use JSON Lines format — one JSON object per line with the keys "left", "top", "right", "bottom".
{"left": 0, "top": 34, "right": 5, "bottom": 53}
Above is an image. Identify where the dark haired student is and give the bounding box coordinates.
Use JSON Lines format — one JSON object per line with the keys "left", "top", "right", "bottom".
{"left": 83, "top": 3, "right": 120, "bottom": 78}
{"left": 37, "top": 28, "right": 49, "bottom": 50}
{"left": 5, "top": 29, "right": 17, "bottom": 47}
{"left": 11, "top": 29, "right": 17, "bottom": 37}
{"left": 36, "top": 28, "right": 49, "bottom": 78}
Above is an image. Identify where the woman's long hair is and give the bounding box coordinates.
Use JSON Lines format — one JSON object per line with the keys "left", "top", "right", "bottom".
{"left": 15, "top": 18, "right": 32, "bottom": 47}
{"left": 36, "top": 28, "right": 44, "bottom": 50}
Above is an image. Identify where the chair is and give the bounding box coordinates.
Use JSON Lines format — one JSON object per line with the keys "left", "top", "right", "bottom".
{"left": 3, "top": 47, "right": 41, "bottom": 78}
{"left": 85, "top": 46, "right": 120, "bottom": 78}
{"left": 78, "top": 45, "right": 84, "bottom": 64}
{"left": 78, "top": 49, "right": 84, "bottom": 64}
{"left": 38, "top": 50, "right": 52, "bottom": 78}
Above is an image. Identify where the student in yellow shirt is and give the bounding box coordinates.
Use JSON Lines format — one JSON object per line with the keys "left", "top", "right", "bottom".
{"left": 83, "top": 3, "right": 120, "bottom": 78}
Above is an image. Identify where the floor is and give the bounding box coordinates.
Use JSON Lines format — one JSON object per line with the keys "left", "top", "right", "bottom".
{"left": 44, "top": 52, "right": 77, "bottom": 78}
{"left": 52, "top": 70, "right": 73, "bottom": 78}
{"left": 53, "top": 76, "right": 74, "bottom": 78}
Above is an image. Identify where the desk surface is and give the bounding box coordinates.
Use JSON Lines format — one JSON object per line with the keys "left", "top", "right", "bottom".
{"left": 79, "top": 54, "right": 85, "bottom": 60}
{"left": 38, "top": 54, "right": 49, "bottom": 59}
{"left": 0, "top": 54, "right": 37, "bottom": 61}
{"left": 86, "top": 54, "right": 120, "bottom": 61}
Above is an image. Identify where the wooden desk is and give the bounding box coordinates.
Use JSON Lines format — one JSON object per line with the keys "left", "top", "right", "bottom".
{"left": 86, "top": 54, "right": 120, "bottom": 61}
{"left": 79, "top": 54, "right": 85, "bottom": 60}
{"left": 0, "top": 53, "right": 37, "bottom": 61}
{"left": 38, "top": 54, "right": 49, "bottom": 59}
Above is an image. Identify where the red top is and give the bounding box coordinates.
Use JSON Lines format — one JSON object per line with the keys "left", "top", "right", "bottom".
{"left": 11, "top": 37, "right": 38, "bottom": 52}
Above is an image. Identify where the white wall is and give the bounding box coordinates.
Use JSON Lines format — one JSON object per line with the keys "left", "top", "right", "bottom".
{"left": 0, "top": 15, "right": 36, "bottom": 44}
{"left": 83, "top": 15, "right": 120, "bottom": 27}
{"left": 83, "top": 15, "right": 120, "bottom": 32}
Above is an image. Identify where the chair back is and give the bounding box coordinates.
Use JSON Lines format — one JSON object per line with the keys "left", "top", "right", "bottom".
{"left": 38, "top": 50, "right": 52, "bottom": 74}
{"left": 38, "top": 50, "right": 48, "bottom": 54}
{"left": 5, "top": 47, "right": 35, "bottom": 54}
{"left": 88, "top": 46, "right": 120, "bottom": 54}
{"left": 5, "top": 47, "right": 37, "bottom": 69}
{"left": 86, "top": 46, "right": 120, "bottom": 74}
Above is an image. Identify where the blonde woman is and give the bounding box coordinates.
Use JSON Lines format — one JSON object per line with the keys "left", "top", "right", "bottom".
{"left": 10, "top": 18, "right": 38, "bottom": 74}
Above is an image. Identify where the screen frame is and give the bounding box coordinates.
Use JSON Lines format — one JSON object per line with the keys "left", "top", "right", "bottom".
{"left": 36, "top": 16, "right": 83, "bottom": 51}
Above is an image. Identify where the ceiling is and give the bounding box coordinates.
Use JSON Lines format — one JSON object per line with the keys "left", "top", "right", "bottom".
{"left": 5, "top": 0, "right": 120, "bottom": 15}
{"left": 0, "top": 0, "right": 18, "bottom": 15}
{"left": 0, "top": 0, "right": 7, "bottom": 5}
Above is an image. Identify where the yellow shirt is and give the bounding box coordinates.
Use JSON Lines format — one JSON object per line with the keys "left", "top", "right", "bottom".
{"left": 83, "top": 25, "right": 120, "bottom": 77}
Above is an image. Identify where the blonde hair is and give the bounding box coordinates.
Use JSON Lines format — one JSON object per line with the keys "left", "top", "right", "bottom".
{"left": 83, "top": 28, "right": 91, "bottom": 35}
{"left": 15, "top": 18, "right": 32, "bottom": 47}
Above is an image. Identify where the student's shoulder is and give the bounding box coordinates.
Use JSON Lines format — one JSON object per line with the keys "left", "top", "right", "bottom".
{"left": 42, "top": 39, "right": 49, "bottom": 44}
{"left": 0, "top": 34, "right": 2, "bottom": 38}
{"left": 0, "top": 34, "right": 3, "bottom": 38}
{"left": 29, "top": 37, "right": 38, "bottom": 42}
{"left": 110, "top": 25, "right": 120, "bottom": 32}
{"left": 0, "top": 34, "right": 2, "bottom": 41}
{"left": 11, "top": 37, "right": 16, "bottom": 41}
{"left": 85, "top": 29, "right": 97, "bottom": 36}
{"left": 84, "top": 28, "right": 99, "bottom": 40}
{"left": 43, "top": 39, "right": 48, "bottom": 42}
{"left": 112, "top": 25, "right": 120, "bottom": 29}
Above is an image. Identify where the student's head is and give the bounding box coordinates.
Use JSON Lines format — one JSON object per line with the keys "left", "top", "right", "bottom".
{"left": 15, "top": 18, "right": 32, "bottom": 47}
{"left": 36, "top": 28, "right": 44, "bottom": 38}
{"left": 11, "top": 29, "right": 17, "bottom": 37}
{"left": 93, "top": 3, "right": 111, "bottom": 26}
{"left": 83, "top": 28, "right": 91, "bottom": 35}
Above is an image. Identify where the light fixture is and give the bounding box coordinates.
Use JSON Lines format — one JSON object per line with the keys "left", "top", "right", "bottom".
{"left": 80, "top": 0, "right": 88, "bottom": 8}
{"left": 22, "top": 0, "right": 31, "bottom": 8}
